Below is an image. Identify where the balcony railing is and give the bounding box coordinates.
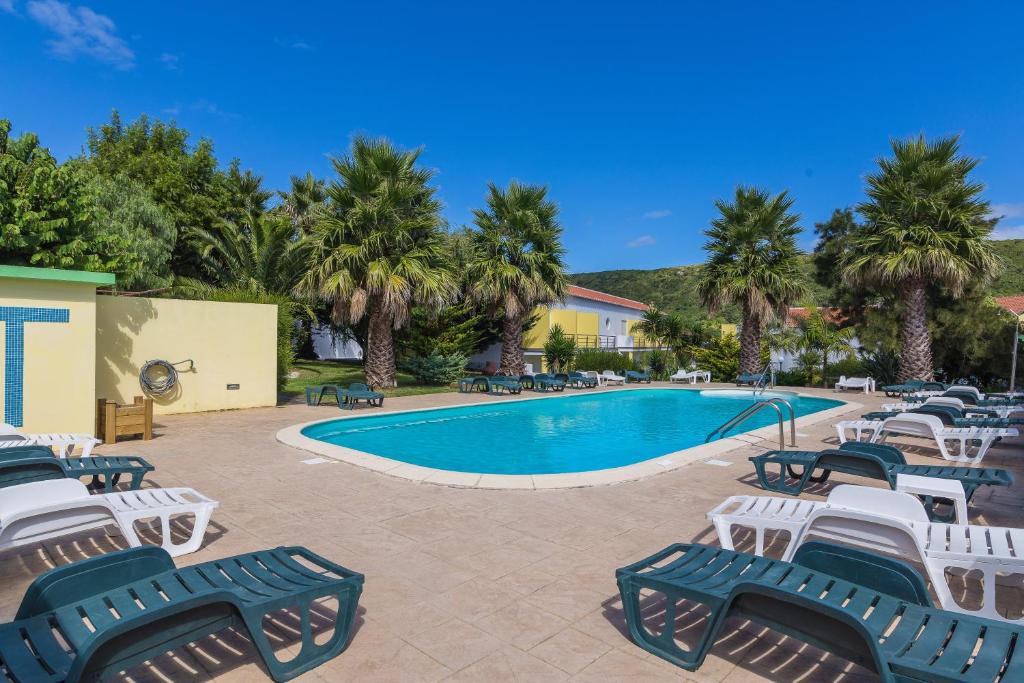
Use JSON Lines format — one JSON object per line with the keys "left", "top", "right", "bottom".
{"left": 571, "top": 334, "right": 617, "bottom": 349}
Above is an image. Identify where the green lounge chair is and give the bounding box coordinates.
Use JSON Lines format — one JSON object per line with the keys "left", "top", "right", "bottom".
{"left": 566, "top": 371, "right": 598, "bottom": 388}
{"left": 863, "top": 404, "right": 1024, "bottom": 429}
{"left": 339, "top": 382, "right": 384, "bottom": 409}
{"left": 749, "top": 441, "right": 1012, "bottom": 522}
{"left": 458, "top": 376, "right": 490, "bottom": 393}
{"left": 880, "top": 378, "right": 931, "bottom": 397}
{"left": 616, "top": 540, "right": 1024, "bottom": 679}
{"left": 625, "top": 370, "right": 651, "bottom": 384}
{"left": 0, "top": 544, "right": 363, "bottom": 682}
{"left": 487, "top": 375, "right": 523, "bottom": 394}
{"left": 735, "top": 372, "right": 766, "bottom": 386}
{"left": 518, "top": 374, "right": 535, "bottom": 390}
{"left": 0, "top": 445, "right": 154, "bottom": 493}
{"left": 532, "top": 373, "right": 566, "bottom": 392}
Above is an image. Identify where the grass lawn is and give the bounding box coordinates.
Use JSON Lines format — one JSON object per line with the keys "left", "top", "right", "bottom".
{"left": 282, "top": 359, "right": 455, "bottom": 399}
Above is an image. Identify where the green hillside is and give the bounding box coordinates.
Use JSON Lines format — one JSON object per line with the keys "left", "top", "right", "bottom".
{"left": 571, "top": 239, "right": 1024, "bottom": 321}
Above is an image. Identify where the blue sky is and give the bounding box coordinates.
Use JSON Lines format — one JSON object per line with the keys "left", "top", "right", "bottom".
{"left": 3, "top": 1, "right": 1023, "bottom": 273}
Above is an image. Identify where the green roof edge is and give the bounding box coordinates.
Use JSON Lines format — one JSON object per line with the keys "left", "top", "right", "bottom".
{"left": 0, "top": 265, "right": 116, "bottom": 286}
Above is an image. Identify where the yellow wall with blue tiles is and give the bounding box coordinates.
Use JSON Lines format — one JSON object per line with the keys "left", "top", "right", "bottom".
{"left": 0, "top": 278, "right": 97, "bottom": 434}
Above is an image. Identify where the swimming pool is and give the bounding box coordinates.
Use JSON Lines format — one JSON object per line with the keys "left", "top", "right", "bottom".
{"left": 299, "top": 389, "right": 842, "bottom": 476}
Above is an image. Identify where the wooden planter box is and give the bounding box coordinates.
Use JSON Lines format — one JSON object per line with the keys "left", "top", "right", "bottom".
{"left": 97, "top": 395, "right": 153, "bottom": 444}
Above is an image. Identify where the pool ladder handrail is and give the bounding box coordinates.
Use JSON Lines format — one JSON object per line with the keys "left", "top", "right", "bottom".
{"left": 705, "top": 397, "right": 796, "bottom": 450}
{"left": 752, "top": 362, "right": 776, "bottom": 396}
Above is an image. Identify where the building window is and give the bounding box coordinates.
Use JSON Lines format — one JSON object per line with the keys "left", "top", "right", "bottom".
{"left": 621, "top": 320, "right": 628, "bottom": 334}
{"left": 605, "top": 317, "right": 610, "bottom": 330}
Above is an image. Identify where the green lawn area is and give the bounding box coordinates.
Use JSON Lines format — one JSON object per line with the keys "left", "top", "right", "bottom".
{"left": 283, "top": 359, "right": 455, "bottom": 399}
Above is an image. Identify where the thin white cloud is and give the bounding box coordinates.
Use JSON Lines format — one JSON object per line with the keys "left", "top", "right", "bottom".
{"left": 992, "top": 224, "right": 1024, "bottom": 241}
{"left": 989, "top": 203, "right": 1024, "bottom": 220}
{"left": 159, "top": 52, "right": 179, "bottom": 70}
{"left": 642, "top": 209, "right": 671, "bottom": 220}
{"left": 291, "top": 41, "right": 312, "bottom": 50}
{"left": 189, "top": 99, "right": 238, "bottom": 119}
{"left": 0, "top": 0, "right": 16, "bottom": 13}
{"left": 26, "top": 0, "right": 134, "bottom": 69}
{"left": 161, "top": 103, "right": 181, "bottom": 116}
{"left": 626, "top": 235, "right": 656, "bottom": 248}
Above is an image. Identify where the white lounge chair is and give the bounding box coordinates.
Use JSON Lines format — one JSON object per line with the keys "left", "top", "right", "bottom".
{"left": 601, "top": 370, "right": 625, "bottom": 385}
{"left": 0, "top": 479, "right": 218, "bottom": 557}
{"left": 883, "top": 397, "right": 1022, "bottom": 419}
{"left": 669, "top": 369, "right": 711, "bottom": 384}
{"left": 834, "top": 375, "right": 874, "bottom": 393}
{"left": 0, "top": 423, "right": 100, "bottom": 457}
{"left": 835, "top": 413, "right": 1018, "bottom": 464}
{"left": 707, "top": 485, "right": 1024, "bottom": 622}
{"left": 580, "top": 370, "right": 603, "bottom": 386}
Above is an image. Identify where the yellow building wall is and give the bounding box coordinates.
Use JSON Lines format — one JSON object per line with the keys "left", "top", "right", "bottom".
{"left": 576, "top": 312, "right": 599, "bottom": 336}
{"left": 549, "top": 309, "right": 578, "bottom": 336}
{"left": 523, "top": 306, "right": 550, "bottom": 348}
{"left": 628, "top": 320, "right": 649, "bottom": 347}
{"left": 95, "top": 296, "right": 277, "bottom": 415}
{"left": 0, "top": 279, "right": 97, "bottom": 434}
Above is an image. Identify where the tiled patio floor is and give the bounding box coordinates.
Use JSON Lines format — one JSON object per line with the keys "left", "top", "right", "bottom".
{"left": 2, "top": 384, "right": 1022, "bottom": 682}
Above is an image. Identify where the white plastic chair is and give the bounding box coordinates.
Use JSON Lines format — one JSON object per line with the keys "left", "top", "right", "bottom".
{"left": 601, "top": 370, "right": 625, "bottom": 385}
{"left": 707, "top": 485, "right": 1024, "bottom": 622}
{"left": 835, "top": 413, "right": 1017, "bottom": 464}
{"left": 0, "top": 423, "right": 100, "bottom": 457}
{"left": 835, "top": 376, "right": 875, "bottom": 393}
{"left": 0, "top": 479, "right": 219, "bottom": 557}
{"left": 669, "top": 369, "right": 711, "bottom": 384}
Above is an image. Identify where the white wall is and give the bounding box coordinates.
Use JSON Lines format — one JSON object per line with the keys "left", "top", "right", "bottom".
{"left": 312, "top": 325, "right": 363, "bottom": 360}
{"left": 550, "top": 295, "right": 640, "bottom": 338}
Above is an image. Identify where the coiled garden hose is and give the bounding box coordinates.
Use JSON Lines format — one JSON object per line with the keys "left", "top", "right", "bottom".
{"left": 139, "top": 359, "right": 194, "bottom": 395}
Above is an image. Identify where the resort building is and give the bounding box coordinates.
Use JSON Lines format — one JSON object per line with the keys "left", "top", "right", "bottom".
{"left": 771, "top": 306, "right": 860, "bottom": 372}
{"left": 470, "top": 285, "right": 654, "bottom": 371}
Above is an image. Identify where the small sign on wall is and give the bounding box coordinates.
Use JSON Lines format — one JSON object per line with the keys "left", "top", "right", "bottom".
{"left": 226, "top": 383, "right": 240, "bottom": 390}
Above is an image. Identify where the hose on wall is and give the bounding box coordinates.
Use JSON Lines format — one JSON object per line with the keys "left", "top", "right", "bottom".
{"left": 139, "top": 359, "right": 194, "bottom": 395}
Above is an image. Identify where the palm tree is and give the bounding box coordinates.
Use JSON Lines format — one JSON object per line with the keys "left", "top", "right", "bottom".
{"left": 187, "top": 209, "right": 308, "bottom": 295}
{"left": 302, "top": 137, "right": 457, "bottom": 388}
{"left": 279, "top": 172, "right": 327, "bottom": 232}
{"left": 698, "top": 186, "right": 807, "bottom": 374}
{"left": 467, "top": 181, "right": 568, "bottom": 375}
{"left": 843, "top": 135, "right": 1000, "bottom": 381}
{"left": 783, "top": 309, "right": 856, "bottom": 387}
{"left": 632, "top": 308, "right": 669, "bottom": 346}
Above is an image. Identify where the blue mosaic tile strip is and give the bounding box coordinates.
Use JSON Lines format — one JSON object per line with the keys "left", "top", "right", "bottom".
{"left": 1, "top": 306, "right": 70, "bottom": 427}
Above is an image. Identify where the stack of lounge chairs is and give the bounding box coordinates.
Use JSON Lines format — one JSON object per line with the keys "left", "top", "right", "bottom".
{"left": 625, "top": 369, "right": 651, "bottom": 383}
{"left": 306, "top": 383, "right": 385, "bottom": 409}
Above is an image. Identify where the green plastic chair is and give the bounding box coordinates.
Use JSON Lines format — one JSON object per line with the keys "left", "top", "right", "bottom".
{"left": 0, "top": 544, "right": 363, "bottom": 682}
{"left": 863, "top": 404, "right": 1023, "bottom": 429}
{"left": 518, "top": 374, "right": 536, "bottom": 390}
{"left": 487, "top": 375, "right": 524, "bottom": 394}
{"left": 617, "top": 541, "right": 1024, "bottom": 680}
{"left": 0, "top": 445, "right": 154, "bottom": 493}
{"left": 749, "top": 441, "right": 1012, "bottom": 522}
{"left": 532, "top": 373, "right": 566, "bottom": 392}
{"left": 881, "top": 378, "right": 927, "bottom": 397}
{"left": 625, "top": 370, "right": 651, "bottom": 384}
{"left": 339, "top": 383, "right": 384, "bottom": 409}
{"left": 566, "top": 371, "right": 599, "bottom": 388}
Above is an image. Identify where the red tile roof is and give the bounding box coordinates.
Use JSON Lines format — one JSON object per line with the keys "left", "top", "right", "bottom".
{"left": 567, "top": 285, "right": 650, "bottom": 311}
{"left": 786, "top": 306, "right": 849, "bottom": 326}
{"left": 995, "top": 295, "right": 1024, "bottom": 316}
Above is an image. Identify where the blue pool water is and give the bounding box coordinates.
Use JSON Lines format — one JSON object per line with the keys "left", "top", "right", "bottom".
{"left": 301, "top": 389, "right": 842, "bottom": 475}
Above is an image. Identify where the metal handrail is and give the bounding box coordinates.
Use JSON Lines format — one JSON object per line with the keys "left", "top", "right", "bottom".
{"left": 752, "top": 362, "right": 776, "bottom": 395}
{"left": 705, "top": 397, "right": 797, "bottom": 450}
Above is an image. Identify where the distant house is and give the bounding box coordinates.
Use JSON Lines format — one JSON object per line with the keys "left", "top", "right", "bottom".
{"left": 470, "top": 285, "right": 655, "bottom": 372}
{"left": 995, "top": 295, "right": 1024, "bottom": 316}
{"left": 772, "top": 306, "right": 860, "bottom": 372}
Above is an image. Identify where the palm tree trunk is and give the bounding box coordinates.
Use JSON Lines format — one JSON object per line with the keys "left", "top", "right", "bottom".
{"left": 365, "top": 304, "right": 397, "bottom": 388}
{"left": 898, "top": 280, "right": 933, "bottom": 381}
{"left": 739, "top": 304, "right": 762, "bottom": 375}
{"left": 499, "top": 315, "right": 525, "bottom": 375}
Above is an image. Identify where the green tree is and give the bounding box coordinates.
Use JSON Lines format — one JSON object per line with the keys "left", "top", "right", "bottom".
{"left": 783, "top": 309, "right": 857, "bottom": 387}
{"left": 224, "top": 159, "right": 273, "bottom": 218}
{"left": 188, "top": 209, "right": 307, "bottom": 295}
{"left": 278, "top": 172, "right": 327, "bottom": 232}
{"left": 698, "top": 186, "right": 807, "bottom": 374}
{"left": 0, "top": 120, "right": 97, "bottom": 270}
{"left": 83, "top": 111, "right": 235, "bottom": 277}
{"left": 303, "top": 137, "right": 457, "bottom": 387}
{"left": 844, "top": 135, "right": 1000, "bottom": 381}
{"left": 83, "top": 173, "right": 176, "bottom": 290}
{"left": 813, "top": 208, "right": 858, "bottom": 291}
{"left": 467, "top": 181, "right": 568, "bottom": 374}
{"left": 543, "top": 323, "right": 577, "bottom": 372}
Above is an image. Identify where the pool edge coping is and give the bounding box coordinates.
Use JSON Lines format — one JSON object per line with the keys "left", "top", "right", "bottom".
{"left": 275, "top": 386, "right": 861, "bottom": 490}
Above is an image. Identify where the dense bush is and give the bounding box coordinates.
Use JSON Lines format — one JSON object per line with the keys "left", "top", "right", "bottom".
{"left": 401, "top": 352, "right": 468, "bottom": 385}
{"left": 640, "top": 349, "right": 674, "bottom": 380}
{"left": 860, "top": 348, "right": 900, "bottom": 385}
{"left": 543, "top": 324, "right": 577, "bottom": 372}
{"left": 575, "top": 349, "right": 633, "bottom": 373}
{"left": 828, "top": 357, "right": 866, "bottom": 380}
{"left": 774, "top": 370, "right": 808, "bottom": 387}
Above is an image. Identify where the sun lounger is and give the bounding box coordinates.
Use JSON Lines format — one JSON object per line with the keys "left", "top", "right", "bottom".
{"left": 518, "top": 374, "right": 536, "bottom": 390}
{"left": 532, "top": 373, "right": 566, "bottom": 391}
{"left": 862, "top": 404, "right": 1024, "bottom": 429}
{"left": 880, "top": 378, "right": 935, "bottom": 397}
{"left": 0, "top": 445, "right": 154, "bottom": 493}
{"left": 0, "top": 544, "right": 363, "bottom": 682}
{"left": 748, "top": 442, "right": 1012, "bottom": 522}
{"left": 564, "top": 371, "right": 598, "bottom": 388}
{"left": 486, "top": 375, "right": 524, "bottom": 394}
{"left": 669, "top": 369, "right": 711, "bottom": 384}
{"left": 0, "top": 423, "right": 100, "bottom": 456}
{"left": 338, "top": 382, "right": 384, "bottom": 409}
{"left": 836, "top": 413, "right": 1018, "bottom": 464}
{"left": 625, "top": 370, "right": 651, "bottom": 383}
{"left": 617, "top": 540, "right": 1024, "bottom": 678}
{"left": 707, "top": 484, "right": 1024, "bottom": 622}
{"left": 834, "top": 375, "right": 875, "bottom": 393}
{"left": 601, "top": 370, "right": 625, "bottom": 385}
{"left": 1, "top": 478, "right": 218, "bottom": 557}
{"left": 735, "top": 371, "right": 767, "bottom": 386}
